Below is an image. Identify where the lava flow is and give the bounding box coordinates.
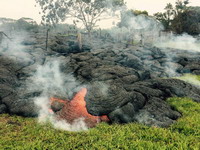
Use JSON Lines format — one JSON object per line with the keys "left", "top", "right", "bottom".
{"left": 50, "top": 88, "right": 109, "bottom": 128}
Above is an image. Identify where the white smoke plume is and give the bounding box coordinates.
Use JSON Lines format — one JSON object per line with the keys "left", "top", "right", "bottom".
{"left": 35, "top": 96, "right": 88, "bottom": 131}
{"left": 29, "top": 59, "right": 89, "bottom": 131}
{"left": 0, "top": 31, "right": 33, "bottom": 63}
{"left": 155, "top": 33, "right": 200, "bottom": 52}
{"left": 107, "top": 13, "right": 163, "bottom": 44}
{"left": 154, "top": 33, "right": 200, "bottom": 77}
{"left": 0, "top": 28, "right": 89, "bottom": 131}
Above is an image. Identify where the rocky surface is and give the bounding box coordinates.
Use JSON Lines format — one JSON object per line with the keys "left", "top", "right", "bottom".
{"left": 1, "top": 30, "right": 200, "bottom": 127}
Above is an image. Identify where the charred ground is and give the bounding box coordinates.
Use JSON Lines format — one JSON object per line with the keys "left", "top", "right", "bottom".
{"left": 1, "top": 29, "right": 200, "bottom": 127}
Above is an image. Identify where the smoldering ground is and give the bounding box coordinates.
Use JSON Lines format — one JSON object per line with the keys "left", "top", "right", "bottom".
{"left": 1, "top": 13, "right": 199, "bottom": 130}
{"left": 0, "top": 29, "right": 91, "bottom": 131}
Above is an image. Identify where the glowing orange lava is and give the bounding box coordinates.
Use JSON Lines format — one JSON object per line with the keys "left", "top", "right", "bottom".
{"left": 50, "top": 88, "right": 109, "bottom": 128}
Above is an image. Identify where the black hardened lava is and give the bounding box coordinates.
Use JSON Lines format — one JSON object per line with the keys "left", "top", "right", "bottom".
{"left": 1, "top": 31, "right": 200, "bottom": 127}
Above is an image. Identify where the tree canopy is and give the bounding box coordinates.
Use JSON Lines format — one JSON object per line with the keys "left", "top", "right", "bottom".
{"left": 35, "top": 0, "right": 125, "bottom": 34}
{"left": 153, "top": 0, "right": 200, "bottom": 35}
{"left": 171, "top": 6, "right": 200, "bottom": 34}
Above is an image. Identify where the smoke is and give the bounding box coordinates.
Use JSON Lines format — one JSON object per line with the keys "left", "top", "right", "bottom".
{"left": 34, "top": 96, "right": 88, "bottom": 131}
{"left": 28, "top": 59, "right": 89, "bottom": 131}
{"left": 0, "top": 31, "right": 33, "bottom": 63}
{"left": 1, "top": 9, "right": 200, "bottom": 130}
{"left": 155, "top": 33, "right": 200, "bottom": 52}
{"left": 29, "top": 60, "right": 81, "bottom": 99}
{"left": 164, "top": 64, "right": 179, "bottom": 77}
{"left": 107, "top": 12, "right": 163, "bottom": 44}
{"left": 128, "top": 15, "right": 157, "bottom": 30}
{"left": 97, "top": 11, "right": 200, "bottom": 79}
{"left": 154, "top": 33, "right": 200, "bottom": 77}
{"left": 134, "top": 110, "right": 160, "bottom": 127}
{"left": 0, "top": 28, "right": 89, "bottom": 131}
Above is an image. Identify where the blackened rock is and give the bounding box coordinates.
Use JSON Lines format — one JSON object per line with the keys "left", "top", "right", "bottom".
{"left": 8, "top": 99, "right": 37, "bottom": 117}
{"left": 104, "top": 79, "right": 198, "bottom": 127}
{"left": 0, "top": 104, "right": 7, "bottom": 114}
{"left": 86, "top": 81, "right": 134, "bottom": 115}
{"left": 183, "top": 64, "right": 200, "bottom": 73}
{"left": 1, "top": 31, "right": 200, "bottom": 128}
{"left": 51, "top": 101, "right": 65, "bottom": 112}
{"left": 108, "top": 102, "right": 136, "bottom": 123}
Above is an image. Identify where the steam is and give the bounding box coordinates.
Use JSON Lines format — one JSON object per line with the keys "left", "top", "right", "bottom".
{"left": 0, "top": 31, "right": 33, "bottom": 63}
{"left": 128, "top": 15, "right": 158, "bottom": 30}
{"left": 155, "top": 33, "right": 200, "bottom": 52}
{"left": 29, "top": 60, "right": 80, "bottom": 99}
{"left": 0, "top": 28, "right": 89, "bottom": 131}
{"left": 154, "top": 33, "right": 200, "bottom": 77}
{"left": 35, "top": 96, "right": 88, "bottom": 131}
{"left": 134, "top": 110, "right": 160, "bottom": 127}
{"left": 29, "top": 60, "right": 88, "bottom": 131}
{"left": 107, "top": 13, "right": 163, "bottom": 44}
{"left": 1, "top": 9, "right": 200, "bottom": 131}
{"left": 106, "top": 10, "right": 200, "bottom": 78}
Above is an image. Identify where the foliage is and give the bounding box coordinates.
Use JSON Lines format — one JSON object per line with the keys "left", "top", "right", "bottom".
{"left": 154, "top": 12, "right": 170, "bottom": 31}
{"left": 1, "top": 96, "right": 200, "bottom": 149}
{"left": 154, "top": 2, "right": 177, "bottom": 31}
{"left": 171, "top": 7, "right": 200, "bottom": 35}
{"left": 153, "top": 0, "right": 198, "bottom": 33}
{"left": 174, "top": 0, "right": 189, "bottom": 15}
{"left": 133, "top": 10, "right": 148, "bottom": 16}
{"left": 35, "top": 0, "right": 125, "bottom": 35}
{"left": 154, "top": 0, "right": 200, "bottom": 35}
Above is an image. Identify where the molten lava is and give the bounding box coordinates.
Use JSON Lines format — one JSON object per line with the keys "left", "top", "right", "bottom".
{"left": 50, "top": 88, "right": 109, "bottom": 128}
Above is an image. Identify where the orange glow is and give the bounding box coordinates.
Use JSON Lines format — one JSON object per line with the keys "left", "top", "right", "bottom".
{"left": 50, "top": 88, "right": 109, "bottom": 128}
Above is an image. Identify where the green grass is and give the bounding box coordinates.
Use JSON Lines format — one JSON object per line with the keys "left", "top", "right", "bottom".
{"left": 0, "top": 97, "right": 200, "bottom": 150}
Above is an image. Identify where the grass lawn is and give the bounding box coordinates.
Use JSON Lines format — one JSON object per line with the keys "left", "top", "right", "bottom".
{"left": 0, "top": 97, "right": 200, "bottom": 150}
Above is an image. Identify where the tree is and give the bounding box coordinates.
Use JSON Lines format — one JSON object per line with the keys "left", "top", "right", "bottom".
{"left": 154, "top": 3, "right": 175, "bottom": 30}
{"left": 175, "top": 0, "right": 189, "bottom": 16}
{"left": 154, "top": 0, "right": 190, "bottom": 31}
{"left": 154, "top": 12, "right": 167, "bottom": 30}
{"left": 35, "top": 0, "right": 125, "bottom": 36}
{"left": 154, "top": 0, "right": 200, "bottom": 35}
{"left": 170, "top": 0, "right": 190, "bottom": 34}
{"left": 164, "top": 3, "right": 175, "bottom": 29}
{"left": 171, "top": 7, "right": 200, "bottom": 35}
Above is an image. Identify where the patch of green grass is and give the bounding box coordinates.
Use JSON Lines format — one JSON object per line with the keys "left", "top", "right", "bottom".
{"left": 1, "top": 97, "right": 200, "bottom": 149}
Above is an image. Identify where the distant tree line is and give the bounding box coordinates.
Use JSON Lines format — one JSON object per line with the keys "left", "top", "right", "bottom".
{"left": 154, "top": 0, "right": 200, "bottom": 35}
{"left": 35, "top": 0, "right": 125, "bottom": 36}
{"left": 32, "top": 0, "right": 200, "bottom": 36}
{"left": 0, "top": 18, "right": 38, "bottom": 32}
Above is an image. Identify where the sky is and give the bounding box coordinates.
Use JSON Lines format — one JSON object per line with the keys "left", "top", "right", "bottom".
{"left": 128, "top": 0, "right": 200, "bottom": 14}
{"left": 0, "top": 0, "right": 200, "bottom": 28}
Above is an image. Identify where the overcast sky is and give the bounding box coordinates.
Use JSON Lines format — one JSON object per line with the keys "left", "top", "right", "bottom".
{"left": 0, "top": 0, "right": 200, "bottom": 27}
